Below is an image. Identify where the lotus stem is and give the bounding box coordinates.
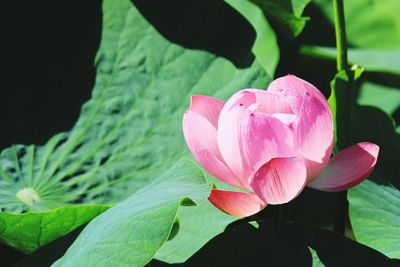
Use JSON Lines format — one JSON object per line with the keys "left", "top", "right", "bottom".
{"left": 333, "top": 0, "right": 348, "bottom": 71}
{"left": 279, "top": 204, "right": 289, "bottom": 222}
{"left": 332, "top": 0, "right": 350, "bottom": 235}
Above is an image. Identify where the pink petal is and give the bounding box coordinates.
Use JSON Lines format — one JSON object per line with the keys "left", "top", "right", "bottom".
{"left": 266, "top": 76, "right": 334, "bottom": 177}
{"left": 208, "top": 189, "right": 266, "bottom": 217}
{"left": 246, "top": 89, "right": 294, "bottom": 114}
{"left": 267, "top": 74, "right": 327, "bottom": 114}
{"left": 217, "top": 107, "right": 251, "bottom": 182}
{"left": 271, "top": 113, "right": 297, "bottom": 129}
{"left": 249, "top": 157, "right": 307, "bottom": 205}
{"left": 294, "top": 93, "right": 333, "bottom": 181}
{"left": 195, "top": 150, "right": 244, "bottom": 188}
{"left": 308, "top": 142, "right": 379, "bottom": 192}
{"left": 190, "top": 95, "right": 224, "bottom": 128}
{"left": 183, "top": 111, "right": 220, "bottom": 158}
{"left": 217, "top": 108, "right": 294, "bottom": 186}
{"left": 218, "top": 90, "right": 256, "bottom": 124}
{"left": 218, "top": 89, "right": 293, "bottom": 125}
{"left": 183, "top": 111, "right": 242, "bottom": 188}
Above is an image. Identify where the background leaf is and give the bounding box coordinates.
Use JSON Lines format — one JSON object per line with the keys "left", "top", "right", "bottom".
{"left": 250, "top": 0, "right": 312, "bottom": 39}
{"left": 349, "top": 180, "right": 400, "bottom": 259}
{"left": 301, "top": 46, "right": 400, "bottom": 76}
{"left": 53, "top": 159, "right": 210, "bottom": 267}
{"left": 313, "top": 0, "right": 400, "bottom": 49}
{"left": 357, "top": 82, "right": 400, "bottom": 117}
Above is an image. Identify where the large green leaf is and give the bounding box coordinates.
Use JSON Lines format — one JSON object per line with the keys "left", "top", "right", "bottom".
{"left": 349, "top": 180, "right": 400, "bottom": 259}
{"left": 53, "top": 159, "right": 210, "bottom": 267}
{"left": 0, "top": 0, "right": 271, "bottom": 254}
{"left": 250, "top": 0, "right": 312, "bottom": 39}
{"left": 0, "top": 205, "right": 108, "bottom": 254}
{"left": 314, "top": 0, "right": 400, "bottom": 49}
{"left": 301, "top": 46, "right": 400, "bottom": 76}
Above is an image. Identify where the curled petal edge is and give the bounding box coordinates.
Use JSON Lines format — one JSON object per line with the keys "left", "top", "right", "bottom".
{"left": 308, "top": 142, "right": 379, "bottom": 192}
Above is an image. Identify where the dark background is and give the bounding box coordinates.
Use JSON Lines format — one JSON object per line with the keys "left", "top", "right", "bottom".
{"left": 0, "top": 0, "right": 102, "bottom": 149}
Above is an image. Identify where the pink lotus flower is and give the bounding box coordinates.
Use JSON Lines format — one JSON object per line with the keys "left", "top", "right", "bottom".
{"left": 183, "top": 75, "right": 379, "bottom": 217}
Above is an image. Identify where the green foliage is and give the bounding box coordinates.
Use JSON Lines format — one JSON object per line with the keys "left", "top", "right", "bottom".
{"left": 302, "top": 46, "right": 400, "bottom": 76}
{"left": 309, "top": 247, "right": 325, "bottom": 267}
{"left": 328, "top": 67, "right": 363, "bottom": 150}
{"left": 358, "top": 82, "right": 400, "bottom": 116}
{"left": 53, "top": 159, "right": 210, "bottom": 267}
{"left": 225, "top": 0, "right": 279, "bottom": 76}
{"left": 0, "top": 0, "right": 271, "bottom": 255}
{"left": 0, "top": 205, "right": 108, "bottom": 254}
{"left": 349, "top": 180, "right": 400, "bottom": 259}
{"left": 250, "top": 0, "right": 311, "bottom": 39}
{"left": 314, "top": 0, "right": 400, "bottom": 48}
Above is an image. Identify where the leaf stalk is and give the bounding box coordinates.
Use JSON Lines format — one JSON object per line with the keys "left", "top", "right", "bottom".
{"left": 332, "top": 0, "right": 350, "bottom": 235}
{"left": 333, "top": 0, "right": 348, "bottom": 72}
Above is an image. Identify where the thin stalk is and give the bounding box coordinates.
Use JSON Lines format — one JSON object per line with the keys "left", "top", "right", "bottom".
{"left": 333, "top": 191, "right": 347, "bottom": 233}
{"left": 333, "top": 0, "right": 348, "bottom": 72}
{"left": 332, "top": 0, "right": 350, "bottom": 235}
{"left": 279, "top": 204, "right": 289, "bottom": 222}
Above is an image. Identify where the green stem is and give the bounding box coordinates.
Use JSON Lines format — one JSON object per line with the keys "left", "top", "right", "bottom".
{"left": 332, "top": 0, "right": 350, "bottom": 235}
{"left": 333, "top": 0, "right": 348, "bottom": 72}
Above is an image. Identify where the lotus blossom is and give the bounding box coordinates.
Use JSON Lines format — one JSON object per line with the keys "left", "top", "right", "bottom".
{"left": 182, "top": 75, "right": 379, "bottom": 217}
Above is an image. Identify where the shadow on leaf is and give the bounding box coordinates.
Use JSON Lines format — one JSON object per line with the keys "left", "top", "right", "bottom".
{"left": 132, "top": 0, "right": 256, "bottom": 68}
